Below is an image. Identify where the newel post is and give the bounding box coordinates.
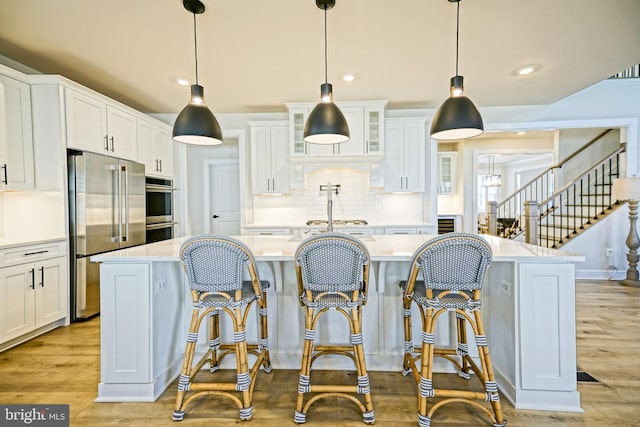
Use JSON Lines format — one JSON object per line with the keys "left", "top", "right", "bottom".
{"left": 487, "top": 201, "right": 497, "bottom": 236}
{"left": 525, "top": 201, "right": 539, "bottom": 245}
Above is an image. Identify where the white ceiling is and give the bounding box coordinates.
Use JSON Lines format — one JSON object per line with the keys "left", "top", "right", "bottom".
{"left": 1, "top": 0, "right": 640, "bottom": 115}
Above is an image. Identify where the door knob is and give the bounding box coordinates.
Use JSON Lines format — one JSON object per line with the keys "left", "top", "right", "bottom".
{"left": 212, "top": 215, "right": 219, "bottom": 218}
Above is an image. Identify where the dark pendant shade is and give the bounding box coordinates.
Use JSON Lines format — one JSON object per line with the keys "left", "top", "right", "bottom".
{"left": 173, "top": 85, "right": 223, "bottom": 145}
{"left": 304, "top": 84, "right": 350, "bottom": 144}
{"left": 430, "top": 92, "right": 484, "bottom": 140}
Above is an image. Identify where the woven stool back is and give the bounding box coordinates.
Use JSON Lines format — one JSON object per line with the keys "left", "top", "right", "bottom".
{"left": 295, "top": 232, "right": 369, "bottom": 293}
{"left": 412, "top": 233, "right": 492, "bottom": 292}
{"left": 180, "top": 234, "right": 258, "bottom": 294}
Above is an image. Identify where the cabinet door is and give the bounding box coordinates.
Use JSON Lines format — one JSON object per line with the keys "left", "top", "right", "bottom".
{"left": 35, "top": 257, "right": 67, "bottom": 328}
{"left": 403, "top": 121, "right": 425, "bottom": 192}
{"left": 270, "top": 126, "right": 290, "bottom": 193}
{"left": 154, "top": 127, "right": 174, "bottom": 178}
{"left": 438, "top": 153, "right": 456, "bottom": 194}
{"left": 0, "top": 264, "right": 35, "bottom": 343}
{"left": 0, "top": 74, "right": 34, "bottom": 190}
{"left": 335, "top": 106, "right": 364, "bottom": 156}
{"left": 65, "top": 88, "right": 108, "bottom": 154}
{"left": 106, "top": 106, "right": 137, "bottom": 161}
{"left": 136, "top": 119, "right": 156, "bottom": 173}
{"left": 251, "top": 126, "right": 272, "bottom": 194}
{"left": 384, "top": 121, "right": 405, "bottom": 192}
{"left": 289, "top": 108, "right": 309, "bottom": 156}
{"left": 364, "top": 107, "right": 384, "bottom": 155}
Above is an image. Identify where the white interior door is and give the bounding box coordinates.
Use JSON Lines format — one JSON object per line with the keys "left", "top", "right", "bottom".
{"left": 208, "top": 161, "right": 240, "bottom": 235}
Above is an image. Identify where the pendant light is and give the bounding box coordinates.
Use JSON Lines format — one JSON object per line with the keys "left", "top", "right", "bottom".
{"left": 430, "top": 0, "right": 483, "bottom": 141}
{"left": 172, "top": 0, "right": 223, "bottom": 145}
{"left": 482, "top": 155, "right": 502, "bottom": 187}
{"left": 303, "top": 0, "right": 350, "bottom": 145}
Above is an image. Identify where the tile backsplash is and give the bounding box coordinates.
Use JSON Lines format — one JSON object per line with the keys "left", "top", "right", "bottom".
{"left": 252, "top": 167, "right": 424, "bottom": 225}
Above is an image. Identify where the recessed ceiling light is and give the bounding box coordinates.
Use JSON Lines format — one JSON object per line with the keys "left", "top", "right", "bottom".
{"left": 176, "top": 78, "right": 190, "bottom": 86}
{"left": 515, "top": 65, "right": 538, "bottom": 76}
{"left": 517, "top": 131, "right": 526, "bottom": 135}
{"left": 342, "top": 74, "right": 355, "bottom": 82}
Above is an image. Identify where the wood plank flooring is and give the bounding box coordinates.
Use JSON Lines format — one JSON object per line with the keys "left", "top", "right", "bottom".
{"left": 1, "top": 280, "right": 639, "bottom": 426}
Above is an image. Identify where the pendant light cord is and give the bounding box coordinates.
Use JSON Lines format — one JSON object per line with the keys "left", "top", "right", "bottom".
{"left": 193, "top": 12, "right": 199, "bottom": 85}
{"left": 455, "top": 0, "right": 460, "bottom": 76}
{"left": 324, "top": 6, "right": 328, "bottom": 84}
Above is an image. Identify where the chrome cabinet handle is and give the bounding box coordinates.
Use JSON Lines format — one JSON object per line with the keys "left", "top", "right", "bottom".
{"left": 110, "top": 136, "right": 115, "bottom": 152}
{"left": 104, "top": 135, "right": 109, "bottom": 150}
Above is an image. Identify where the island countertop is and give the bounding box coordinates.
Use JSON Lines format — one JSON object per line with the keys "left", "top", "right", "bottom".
{"left": 91, "top": 233, "right": 584, "bottom": 263}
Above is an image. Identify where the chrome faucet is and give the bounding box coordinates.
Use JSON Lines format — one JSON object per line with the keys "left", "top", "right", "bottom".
{"left": 319, "top": 182, "right": 341, "bottom": 232}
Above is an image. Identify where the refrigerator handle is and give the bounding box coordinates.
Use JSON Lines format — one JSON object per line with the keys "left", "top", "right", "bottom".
{"left": 110, "top": 165, "right": 120, "bottom": 243}
{"left": 121, "top": 165, "right": 129, "bottom": 242}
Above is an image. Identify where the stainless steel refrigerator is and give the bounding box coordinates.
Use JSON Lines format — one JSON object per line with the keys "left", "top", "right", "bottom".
{"left": 68, "top": 150, "right": 146, "bottom": 321}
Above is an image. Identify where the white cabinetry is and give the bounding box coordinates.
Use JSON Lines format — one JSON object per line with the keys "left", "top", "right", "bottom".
{"left": 137, "top": 119, "right": 174, "bottom": 178}
{"left": 0, "top": 72, "right": 34, "bottom": 190}
{"left": 65, "top": 87, "right": 137, "bottom": 161}
{"left": 0, "top": 241, "right": 68, "bottom": 349}
{"left": 286, "top": 101, "right": 386, "bottom": 157}
{"left": 384, "top": 118, "right": 426, "bottom": 192}
{"left": 438, "top": 152, "right": 457, "bottom": 194}
{"left": 250, "top": 121, "right": 290, "bottom": 194}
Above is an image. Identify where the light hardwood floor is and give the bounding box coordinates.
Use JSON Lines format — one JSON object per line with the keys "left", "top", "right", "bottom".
{"left": 1, "top": 280, "right": 639, "bottom": 426}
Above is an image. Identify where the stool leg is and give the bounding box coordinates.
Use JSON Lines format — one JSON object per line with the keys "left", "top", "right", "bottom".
{"left": 472, "top": 309, "right": 505, "bottom": 426}
{"left": 417, "top": 307, "right": 437, "bottom": 427}
{"left": 232, "top": 307, "right": 253, "bottom": 421}
{"left": 351, "top": 305, "right": 375, "bottom": 424}
{"left": 258, "top": 297, "right": 272, "bottom": 373}
{"left": 208, "top": 309, "right": 221, "bottom": 372}
{"left": 173, "top": 307, "right": 203, "bottom": 421}
{"left": 455, "top": 311, "right": 471, "bottom": 380}
{"left": 402, "top": 296, "right": 415, "bottom": 376}
{"left": 294, "top": 306, "right": 315, "bottom": 424}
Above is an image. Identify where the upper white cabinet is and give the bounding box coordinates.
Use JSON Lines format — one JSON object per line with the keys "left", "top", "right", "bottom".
{"left": 65, "top": 87, "right": 137, "bottom": 161}
{"left": 438, "top": 152, "right": 457, "bottom": 194}
{"left": 286, "top": 101, "right": 387, "bottom": 157}
{"left": 384, "top": 118, "right": 426, "bottom": 192}
{"left": 250, "top": 121, "right": 290, "bottom": 194}
{"left": 137, "top": 119, "right": 174, "bottom": 178}
{"left": 0, "top": 73, "right": 35, "bottom": 190}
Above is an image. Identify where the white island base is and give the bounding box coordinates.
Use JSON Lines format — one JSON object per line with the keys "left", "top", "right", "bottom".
{"left": 92, "top": 234, "right": 584, "bottom": 412}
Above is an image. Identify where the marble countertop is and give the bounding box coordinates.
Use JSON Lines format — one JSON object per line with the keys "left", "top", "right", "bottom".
{"left": 91, "top": 234, "right": 584, "bottom": 263}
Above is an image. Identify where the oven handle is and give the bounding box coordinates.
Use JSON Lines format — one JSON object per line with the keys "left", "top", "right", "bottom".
{"left": 145, "top": 222, "right": 177, "bottom": 230}
{"left": 145, "top": 184, "right": 175, "bottom": 192}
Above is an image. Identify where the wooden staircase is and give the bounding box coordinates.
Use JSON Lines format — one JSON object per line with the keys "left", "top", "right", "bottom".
{"left": 490, "top": 129, "right": 626, "bottom": 249}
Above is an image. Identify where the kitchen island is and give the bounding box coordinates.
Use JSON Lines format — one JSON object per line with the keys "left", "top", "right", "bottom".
{"left": 91, "top": 234, "right": 584, "bottom": 412}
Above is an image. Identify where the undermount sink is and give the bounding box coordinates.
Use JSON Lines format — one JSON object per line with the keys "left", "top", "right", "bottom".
{"left": 288, "top": 233, "right": 376, "bottom": 243}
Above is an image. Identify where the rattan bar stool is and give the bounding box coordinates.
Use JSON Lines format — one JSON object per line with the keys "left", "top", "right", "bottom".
{"left": 173, "top": 235, "right": 271, "bottom": 421}
{"left": 293, "top": 232, "right": 375, "bottom": 424}
{"left": 400, "top": 232, "right": 505, "bottom": 427}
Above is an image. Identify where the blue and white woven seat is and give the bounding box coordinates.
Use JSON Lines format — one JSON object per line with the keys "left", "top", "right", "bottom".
{"left": 400, "top": 232, "right": 505, "bottom": 427}
{"left": 173, "top": 235, "right": 271, "bottom": 422}
{"left": 293, "top": 232, "right": 375, "bottom": 425}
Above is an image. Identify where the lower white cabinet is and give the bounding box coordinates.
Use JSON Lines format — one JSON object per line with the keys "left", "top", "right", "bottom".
{"left": 0, "top": 241, "right": 68, "bottom": 349}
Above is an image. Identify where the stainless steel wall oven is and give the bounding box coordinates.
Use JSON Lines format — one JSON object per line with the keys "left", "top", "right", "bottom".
{"left": 145, "top": 177, "right": 175, "bottom": 243}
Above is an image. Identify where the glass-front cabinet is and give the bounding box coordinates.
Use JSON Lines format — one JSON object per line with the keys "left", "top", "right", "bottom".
{"left": 288, "top": 107, "right": 309, "bottom": 156}
{"left": 285, "top": 101, "right": 387, "bottom": 158}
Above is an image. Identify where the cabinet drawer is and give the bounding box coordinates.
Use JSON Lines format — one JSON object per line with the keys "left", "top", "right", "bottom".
{"left": 1, "top": 241, "right": 67, "bottom": 268}
{"left": 243, "top": 228, "right": 291, "bottom": 236}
